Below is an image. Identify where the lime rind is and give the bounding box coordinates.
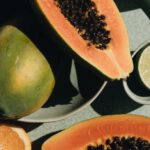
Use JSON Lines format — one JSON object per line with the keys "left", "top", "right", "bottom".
{"left": 138, "top": 46, "right": 150, "bottom": 90}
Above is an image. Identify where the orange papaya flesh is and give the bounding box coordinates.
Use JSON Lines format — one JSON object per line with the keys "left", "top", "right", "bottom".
{"left": 42, "top": 115, "right": 150, "bottom": 150}
{"left": 34, "top": 0, "right": 133, "bottom": 80}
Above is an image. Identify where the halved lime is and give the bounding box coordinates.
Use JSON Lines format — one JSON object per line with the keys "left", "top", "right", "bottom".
{"left": 138, "top": 46, "right": 150, "bottom": 89}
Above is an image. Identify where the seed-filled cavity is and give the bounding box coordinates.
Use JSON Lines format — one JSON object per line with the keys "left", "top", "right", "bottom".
{"left": 87, "top": 136, "right": 150, "bottom": 150}
{"left": 54, "top": 0, "right": 111, "bottom": 50}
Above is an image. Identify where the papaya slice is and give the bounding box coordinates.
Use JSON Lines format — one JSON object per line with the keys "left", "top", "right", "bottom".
{"left": 42, "top": 115, "right": 150, "bottom": 150}
{"left": 33, "top": 0, "right": 133, "bottom": 80}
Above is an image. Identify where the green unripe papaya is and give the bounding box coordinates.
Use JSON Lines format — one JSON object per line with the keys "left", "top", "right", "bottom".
{"left": 0, "top": 25, "right": 55, "bottom": 119}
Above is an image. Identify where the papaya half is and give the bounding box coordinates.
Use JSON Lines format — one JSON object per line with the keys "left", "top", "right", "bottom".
{"left": 32, "top": 0, "right": 133, "bottom": 80}
{"left": 42, "top": 115, "right": 150, "bottom": 150}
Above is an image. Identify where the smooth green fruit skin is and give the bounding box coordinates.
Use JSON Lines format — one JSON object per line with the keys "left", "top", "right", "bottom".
{"left": 0, "top": 25, "right": 55, "bottom": 119}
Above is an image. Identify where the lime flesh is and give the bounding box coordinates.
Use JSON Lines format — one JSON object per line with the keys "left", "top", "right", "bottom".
{"left": 138, "top": 46, "right": 150, "bottom": 89}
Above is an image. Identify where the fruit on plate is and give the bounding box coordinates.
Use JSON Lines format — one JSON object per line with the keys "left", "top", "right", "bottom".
{"left": 42, "top": 115, "right": 150, "bottom": 150}
{"left": 0, "top": 25, "right": 55, "bottom": 119}
{"left": 0, "top": 123, "right": 31, "bottom": 150}
{"left": 32, "top": 0, "right": 133, "bottom": 80}
{"left": 137, "top": 45, "right": 150, "bottom": 90}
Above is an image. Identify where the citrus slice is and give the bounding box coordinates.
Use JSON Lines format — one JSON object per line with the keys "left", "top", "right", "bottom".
{"left": 0, "top": 123, "right": 31, "bottom": 150}
{"left": 138, "top": 45, "right": 150, "bottom": 89}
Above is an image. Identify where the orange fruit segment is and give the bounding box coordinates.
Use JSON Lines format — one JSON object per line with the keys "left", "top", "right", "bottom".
{"left": 0, "top": 123, "right": 31, "bottom": 150}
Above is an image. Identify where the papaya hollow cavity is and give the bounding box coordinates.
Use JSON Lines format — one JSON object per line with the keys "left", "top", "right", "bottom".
{"left": 54, "top": 0, "right": 111, "bottom": 50}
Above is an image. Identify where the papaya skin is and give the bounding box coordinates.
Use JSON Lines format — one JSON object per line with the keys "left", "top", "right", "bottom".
{"left": 0, "top": 25, "right": 55, "bottom": 119}
{"left": 42, "top": 115, "right": 150, "bottom": 150}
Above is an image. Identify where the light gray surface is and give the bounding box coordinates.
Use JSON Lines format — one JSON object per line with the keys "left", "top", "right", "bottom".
{"left": 27, "top": 4, "right": 150, "bottom": 149}
{"left": 122, "top": 9, "right": 150, "bottom": 51}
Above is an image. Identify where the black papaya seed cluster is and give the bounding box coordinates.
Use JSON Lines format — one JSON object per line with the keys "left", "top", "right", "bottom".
{"left": 88, "top": 136, "right": 150, "bottom": 150}
{"left": 54, "top": 0, "right": 111, "bottom": 50}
